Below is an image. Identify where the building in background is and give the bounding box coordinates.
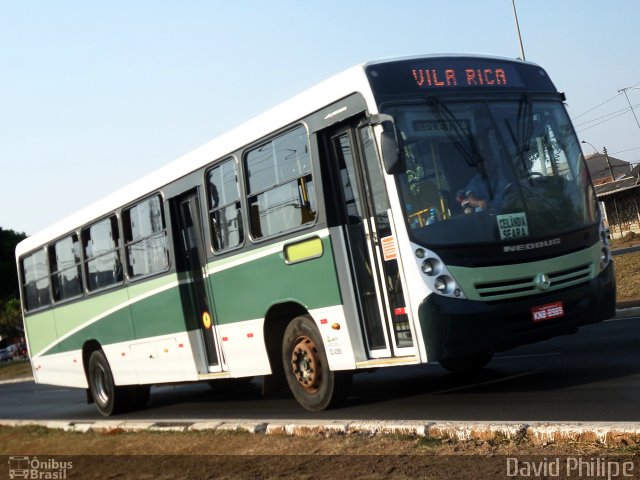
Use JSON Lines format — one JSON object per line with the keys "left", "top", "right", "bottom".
{"left": 586, "top": 153, "right": 640, "bottom": 238}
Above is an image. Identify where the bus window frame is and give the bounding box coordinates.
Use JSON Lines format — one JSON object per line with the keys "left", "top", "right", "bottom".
{"left": 121, "top": 192, "right": 171, "bottom": 282}
{"left": 205, "top": 156, "right": 246, "bottom": 256}
{"left": 243, "top": 123, "right": 319, "bottom": 244}
{"left": 20, "top": 247, "right": 52, "bottom": 314}
{"left": 47, "top": 232, "right": 84, "bottom": 305}
{"left": 81, "top": 213, "right": 125, "bottom": 294}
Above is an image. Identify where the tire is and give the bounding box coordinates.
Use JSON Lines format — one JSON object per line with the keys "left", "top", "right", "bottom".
{"left": 87, "top": 350, "right": 130, "bottom": 416}
{"left": 282, "top": 315, "right": 351, "bottom": 411}
{"left": 439, "top": 351, "right": 493, "bottom": 374}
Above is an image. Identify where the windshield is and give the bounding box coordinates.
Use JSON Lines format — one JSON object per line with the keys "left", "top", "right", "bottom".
{"left": 390, "top": 99, "right": 598, "bottom": 246}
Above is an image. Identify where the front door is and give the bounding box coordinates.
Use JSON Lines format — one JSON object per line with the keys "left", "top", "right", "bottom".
{"left": 173, "top": 190, "right": 220, "bottom": 371}
{"left": 327, "top": 124, "right": 415, "bottom": 358}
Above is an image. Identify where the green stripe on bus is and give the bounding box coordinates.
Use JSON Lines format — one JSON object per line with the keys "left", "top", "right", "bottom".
{"left": 55, "top": 285, "right": 187, "bottom": 354}
{"left": 209, "top": 236, "right": 342, "bottom": 324}
{"left": 27, "top": 274, "right": 183, "bottom": 357}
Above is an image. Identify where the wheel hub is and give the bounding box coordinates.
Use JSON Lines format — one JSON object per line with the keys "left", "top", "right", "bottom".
{"left": 291, "top": 336, "right": 321, "bottom": 393}
{"left": 92, "top": 364, "right": 110, "bottom": 406}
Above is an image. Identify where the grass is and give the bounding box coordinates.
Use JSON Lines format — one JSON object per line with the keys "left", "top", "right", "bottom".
{"left": 612, "top": 252, "right": 640, "bottom": 301}
{"left": 0, "top": 360, "right": 32, "bottom": 381}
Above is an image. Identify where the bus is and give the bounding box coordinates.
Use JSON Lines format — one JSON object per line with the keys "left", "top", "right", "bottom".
{"left": 16, "top": 54, "right": 616, "bottom": 415}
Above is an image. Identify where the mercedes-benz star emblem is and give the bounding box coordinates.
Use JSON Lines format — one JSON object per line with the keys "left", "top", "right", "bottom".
{"left": 535, "top": 273, "right": 551, "bottom": 291}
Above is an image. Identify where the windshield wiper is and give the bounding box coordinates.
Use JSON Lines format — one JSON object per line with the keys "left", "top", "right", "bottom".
{"left": 517, "top": 93, "right": 533, "bottom": 152}
{"left": 504, "top": 94, "right": 535, "bottom": 184}
{"left": 426, "top": 97, "right": 483, "bottom": 168}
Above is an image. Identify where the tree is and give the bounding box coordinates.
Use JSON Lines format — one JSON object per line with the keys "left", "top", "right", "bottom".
{"left": 0, "top": 226, "right": 27, "bottom": 299}
{"left": 0, "top": 298, "right": 23, "bottom": 340}
{"left": 0, "top": 227, "right": 27, "bottom": 342}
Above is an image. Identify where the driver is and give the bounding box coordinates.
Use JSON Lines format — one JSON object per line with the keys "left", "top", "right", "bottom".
{"left": 457, "top": 136, "right": 511, "bottom": 212}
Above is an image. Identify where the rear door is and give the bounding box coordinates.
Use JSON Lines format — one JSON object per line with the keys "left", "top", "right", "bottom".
{"left": 172, "top": 190, "right": 222, "bottom": 372}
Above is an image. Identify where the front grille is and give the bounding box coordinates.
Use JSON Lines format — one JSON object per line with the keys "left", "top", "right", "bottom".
{"left": 474, "top": 263, "right": 593, "bottom": 300}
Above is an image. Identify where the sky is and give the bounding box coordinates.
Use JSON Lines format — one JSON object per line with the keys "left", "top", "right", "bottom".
{"left": 2, "top": 0, "right": 640, "bottom": 236}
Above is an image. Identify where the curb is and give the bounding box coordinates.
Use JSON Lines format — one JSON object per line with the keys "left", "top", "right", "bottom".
{"left": 0, "top": 376, "right": 35, "bottom": 385}
{"left": 1, "top": 419, "right": 639, "bottom": 447}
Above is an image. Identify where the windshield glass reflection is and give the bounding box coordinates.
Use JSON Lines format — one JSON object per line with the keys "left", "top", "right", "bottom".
{"left": 390, "top": 100, "right": 598, "bottom": 245}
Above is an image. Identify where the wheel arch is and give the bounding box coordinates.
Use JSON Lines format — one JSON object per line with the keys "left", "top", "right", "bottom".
{"left": 261, "top": 301, "right": 309, "bottom": 394}
{"left": 82, "top": 339, "right": 102, "bottom": 404}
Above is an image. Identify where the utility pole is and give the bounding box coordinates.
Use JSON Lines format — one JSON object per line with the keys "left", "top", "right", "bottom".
{"left": 618, "top": 87, "right": 640, "bottom": 132}
{"left": 511, "top": 0, "right": 526, "bottom": 60}
{"left": 603, "top": 146, "right": 615, "bottom": 181}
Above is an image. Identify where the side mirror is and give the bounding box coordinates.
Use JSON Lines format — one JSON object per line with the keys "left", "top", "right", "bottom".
{"left": 369, "top": 114, "right": 405, "bottom": 175}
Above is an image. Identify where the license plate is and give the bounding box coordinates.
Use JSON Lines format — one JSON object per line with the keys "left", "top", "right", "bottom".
{"left": 531, "top": 301, "right": 564, "bottom": 323}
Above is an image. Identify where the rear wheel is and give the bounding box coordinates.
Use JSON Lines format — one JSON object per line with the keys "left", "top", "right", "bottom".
{"left": 87, "top": 350, "right": 130, "bottom": 416}
{"left": 282, "top": 315, "right": 351, "bottom": 411}
{"left": 439, "top": 351, "right": 493, "bottom": 374}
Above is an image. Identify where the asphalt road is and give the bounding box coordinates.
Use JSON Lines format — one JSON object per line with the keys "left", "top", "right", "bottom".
{"left": 2, "top": 314, "right": 639, "bottom": 423}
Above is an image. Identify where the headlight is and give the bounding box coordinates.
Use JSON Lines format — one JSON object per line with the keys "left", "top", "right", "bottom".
{"left": 434, "top": 276, "right": 452, "bottom": 293}
{"left": 600, "top": 248, "right": 610, "bottom": 269}
{"left": 421, "top": 258, "right": 440, "bottom": 276}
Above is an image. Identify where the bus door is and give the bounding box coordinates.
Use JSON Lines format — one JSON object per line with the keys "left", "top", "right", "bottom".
{"left": 172, "top": 190, "right": 221, "bottom": 372}
{"left": 327, "top": 124, "right": 415, "bottom": 358}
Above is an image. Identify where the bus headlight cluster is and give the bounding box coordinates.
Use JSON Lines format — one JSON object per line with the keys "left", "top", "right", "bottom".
{"left": 414, "top": 246, "right": 465, "bottom": 299}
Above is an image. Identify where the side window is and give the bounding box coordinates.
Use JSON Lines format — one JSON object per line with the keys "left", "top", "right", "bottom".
{"left": 123, "top": 195, "right": 169, "bottom": 278}
{"left": 207, "top": 159, "right": 243, "bottom": 252}
{"left": 82, "top": 216, "right": 123, "bottom": 291}
{"left": 21, "top": 249, "right": 50, "bottom": 311}
{"left": 48, "top": 234, "right": 83, "bottom": 302}
{"left": 245, "top": 126, "right": 316, "bottom": 239}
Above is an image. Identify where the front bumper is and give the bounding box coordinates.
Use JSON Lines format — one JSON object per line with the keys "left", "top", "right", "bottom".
{"left": 418, "top": 262, "right": 616, "bottom": 362}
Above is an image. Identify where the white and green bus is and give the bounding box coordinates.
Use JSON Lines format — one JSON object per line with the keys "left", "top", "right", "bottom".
{"left": 16, "top": 55, "right": 616, "bottom": 415}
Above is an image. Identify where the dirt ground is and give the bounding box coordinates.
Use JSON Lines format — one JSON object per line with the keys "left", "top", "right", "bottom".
{"left": 1, "top": 426, "right": 639, "bottom": 479}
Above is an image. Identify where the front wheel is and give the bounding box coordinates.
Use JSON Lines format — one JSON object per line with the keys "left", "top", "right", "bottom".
{"left": 282, "top": 315, "right": 351, "bottom": 411}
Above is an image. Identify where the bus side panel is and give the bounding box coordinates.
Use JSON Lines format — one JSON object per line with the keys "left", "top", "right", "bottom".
{"left": 126, "top": 275, "right": 188, "bottom": 341}
{"left": 216, "top": 319, "right": 271, "bottom": 377}
{"left": 209, "top": 236, "right": 342, "bottom": 325}
{"left": 31, "top": 275, "right": 201, "bottom": 386}
{"left": 122, "top": 332, "right": 199, "bottom": 384}
{"left": 30, "top": 349, "right": 88, "bottom": 388}
{"left": 208, "top": 235, "right": 349, "bottom": 374}
{"left": 51, "top": 288, "right": 133, "bottom": 354}
{"left": 24, "top": 309, "right": 59, "bottom": 360}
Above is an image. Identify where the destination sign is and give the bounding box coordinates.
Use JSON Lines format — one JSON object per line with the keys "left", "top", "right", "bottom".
{"left": 366, "top": 57, "right": 557, "bottom": 100}
{"left": 411, "top": 66, "right": 510, "bottom": 88}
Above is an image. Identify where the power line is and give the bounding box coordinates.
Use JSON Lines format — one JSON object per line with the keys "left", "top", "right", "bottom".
{"left": 574, "top": 104, "right": 640, "bottom": 127}
{"left": 573, "top": 92, "right": 622, "bottom": 119}
{"left": 573, "top": 80, "right": 640, "bottom": 119}
{"left": 576, "top": 109, "right": 633, "bottom": 133}
{"left": 611, "top": 146, "right": 640, "bottom": 155}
